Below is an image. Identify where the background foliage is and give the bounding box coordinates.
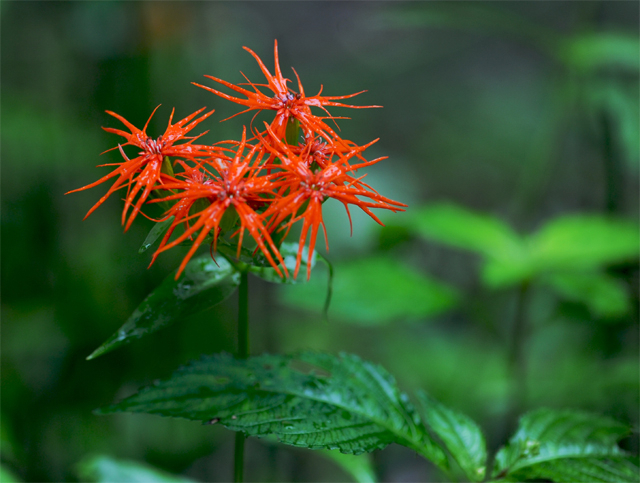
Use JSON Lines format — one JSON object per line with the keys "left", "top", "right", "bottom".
{"left": 2, "top": 2, "right": 638, "bottom": 481}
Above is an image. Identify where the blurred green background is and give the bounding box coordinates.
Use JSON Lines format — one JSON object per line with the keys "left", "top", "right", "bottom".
{"left": 2, "top": 2, "right": 638, "bottom": 481}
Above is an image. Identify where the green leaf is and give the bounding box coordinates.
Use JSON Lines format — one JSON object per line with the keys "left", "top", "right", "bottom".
{"left": 417, "top": 392, "right": 487, "bottom": 482}
{"left": 545, "top": 271, "right": 630, "bottom": 319}
{"left": 484, "top": 214, "right": 640, "bottom": 288}
{"left": 281, "top": 256, "right": 459, "bottom": 325}
{"left": 248, "top": 242, "right": 317, "bottom": 284}
{"left": 76, "top": 455, "right": 196, "bottom": 483}
{"left": 560, "top": 32, "right": 640, "bottom": 73}
{"left": 87, "top": 254, "right": 240, "bottom": 360}
{"left": 97, "top": 351, "right": 447, "bottom": 468}
{"left": 321, "top": 450, "right": 377, "bottom": 483}
{"left": 408, "top": 203, "right": 525, "bottom": 260}
{"left": 531, "top": 216, "right": 639, "bottom": 268}
{"left": 0, "top": 464, "right": 20, "bottom": 483}
{"left": 139, "top": 217, "right": 175, "bottom": 254}
{"left": 493, "top": 408, "right": 638, "bottom": 482}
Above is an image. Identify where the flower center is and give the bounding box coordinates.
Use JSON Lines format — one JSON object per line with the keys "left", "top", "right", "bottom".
{"left": 144, "top": 137, "right": 164, "bottom": 155}
{"left": 277, "top": 92, "right": 301, "bottom": 109}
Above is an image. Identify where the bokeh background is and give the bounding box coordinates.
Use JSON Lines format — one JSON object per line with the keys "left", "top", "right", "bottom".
{"left": 2, "top": 2, "right": 639, "bottom": 482}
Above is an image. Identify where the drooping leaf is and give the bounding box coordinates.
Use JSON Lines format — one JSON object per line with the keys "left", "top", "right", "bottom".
{"left": 544, "top": 271, "right": 630, "bottom": 319}
{"left": 87, "top": 254, "right": 240, "bottom": 360}
{"left": 321, "top": 450, "right": 377, "bottom": 483}
{"left": 281, "top": 256, "right": 458, "bottom": 325}
{"left": 76, "top": 455, "right": 196, "bottom": 483}
{"left": 407, "top": 203, "right": 524, "bottom": 261}
{"left": 416, "top": 391, "right": 487, "bottom": 482}
{"left": 493, "top": 408, "right": 638, "bottom": 482}
{"left": 139, "top": 216, "right": 175, "bottom": 254}
{"left": 97, "top": 352, "right": 447, "bottom": 468}
{"left": 248, "top": 242, "right": 316, "bottom": 284}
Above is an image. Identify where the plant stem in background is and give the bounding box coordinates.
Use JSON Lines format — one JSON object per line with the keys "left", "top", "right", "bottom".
{"left": 505, "top": 281, "right": 531, "bottom": 438}
{"left": 234, "top": 272, "right": 250, "bottom": 483}
{"left": 601, "top": 112, "right": 623, "bottom": 214}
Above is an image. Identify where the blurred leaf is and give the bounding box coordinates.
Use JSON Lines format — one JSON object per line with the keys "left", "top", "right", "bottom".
{"left": 544, "top": 271, "right": 630, "bottom": 319}
{"left": 321, "top": 450, "right": 377, "bottom": 483}
{"left": 587, "top": 79, "right": 640, "bottom": 171}
{"left": 248, "top": 242, "right": 316, "bottom": 284}
{"left": 417, "top": 392, "right": 487, "bottom": 482}
{"left": 281, "top": 256, "right": 459, "bottom": 325}
{"left": 409, "top": 205, "right": 640, "bottom": 288}
{"left": 408, "top": 203, "right": 524, "bottom": 261}
{"left": 76, "top": 455, "right": 196, "bottom": 483}
{"left": 87, "top": 254, "right": 240, "bottom": 360}
{"left": 493, "top": 408, "right": 638, "bottom": 482}
{"left": 0, "top": 464, "right": 20, "bottom": 483}
{"left": 528, "top": 215, "right": 639, "bottom": 271}
{"left": 97, "top": 351, "right": 447, "bottom": 467}
{"left": 560, "top": 32, "right": 640, "bottom": 72}
{"left": 138, "top": 216, "right": 175, "bottom": 254}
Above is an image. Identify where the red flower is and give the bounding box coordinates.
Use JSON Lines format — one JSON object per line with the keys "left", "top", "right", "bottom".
{"left": 261, "top": 127, "right": 407, "bottom": 279}
{"left": 149, "top": 129, "right": 287, "bottom": 279}
{"left": 67, "top": 106, "right": 215, "bottom": 230}
{"left": 193, "top": 40, "right": 379, "bottom": 145}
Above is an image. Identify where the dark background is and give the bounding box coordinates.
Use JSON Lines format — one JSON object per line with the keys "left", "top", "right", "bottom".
{"left": 2, "top": 2, "right": 638, "bottom": 481}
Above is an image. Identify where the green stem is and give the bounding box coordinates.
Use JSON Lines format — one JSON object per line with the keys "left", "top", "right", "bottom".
{"left": 505, "top": 281, "right": 531, "bottom": 437}
{"left": 238, "top": 271, "right": 249, "bottom": 359}
{"left": 234, "top": 432, "right": 245, "bottom": 483}
{"left": 234, "top": 272, "right": 249, "bottom": 483}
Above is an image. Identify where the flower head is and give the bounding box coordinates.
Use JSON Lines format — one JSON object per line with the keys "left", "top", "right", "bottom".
{"left": 261, "top": 126, "right": 406, "bottom": 279}
{"left": 194, "top": 40, "right": 379, "bottom": 145}
{"left": 150, "top": 128, "right": 287, "bottom": 279}
{"left": 67, "top": 106, "right": 215, "bottom": 230}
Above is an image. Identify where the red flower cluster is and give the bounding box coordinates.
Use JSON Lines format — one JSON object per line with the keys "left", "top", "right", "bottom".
{"left": 69, "top": 41, "right": 405, "bottom": 280}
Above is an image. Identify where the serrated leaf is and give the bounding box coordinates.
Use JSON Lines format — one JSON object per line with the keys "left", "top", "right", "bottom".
{"left": 248, "top": 242, "right": 316, "bottom": 284}
{"left": 545, "top": 271, "right": 630, "bottom": 319}
{"left": 417, "top": 391, "right": 487, "bottom": 482}
{"left": 408, "top": 203, "right": 524, "bottom": 261}
{"left": 76, "top": 455, "right": 196, "bottom": 483}
{"left": 281, "top": 256, "right": 458, "bottom": 325}
{"left": 321, "top": 450, "right": 377, "bottom": 483}
{"left": 87, "top": 254, "right": 240, "bottom": 360}
{"left": 493, "top": 408, "right": 637, "bottom": 482}
{"left": 139, "top": 216, "right": 175, "bottom": 254}
{"left": 97, "top": 352, "right": 448, "bottom": 468}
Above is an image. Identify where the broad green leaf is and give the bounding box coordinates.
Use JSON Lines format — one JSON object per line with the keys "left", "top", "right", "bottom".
{"left": 281, "top": 256, "right": 458, "bottom": 325}
{"left": 493, "top": 408, "right": 638, "bottom": 482}
{"left": 483, "top": 215, "right": 640, "bottom": 288}
{"left": 138, "top": 216, "right": 175, "bottom": 254}
{"left": 545, "top": 271, "right": 630, "bottom": 319}
{"left": 560, "top": 32, "right": 640, "bottom": 73}
{"left": 416, "top": 392, "right": 487, "bottom": 482}
{"left": 408, "top": 203, "right": 524, "bottom": 261}
{"left": 529, "top": 216, "right": 640, "bottom": 271}
{"left": 76, "top": 455, "right": 196, "bottom": 483}
{"left": 248, "top": 242, "right": 316, "bottom": 284}
{"left": 321, "top": 450, "right": 377, "bottom": 483}
{"left": 87, "top": 254, "right": 240, "bottom": 360}
{"left": 97, "top": 351, "right": 448, "bottom": 468}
